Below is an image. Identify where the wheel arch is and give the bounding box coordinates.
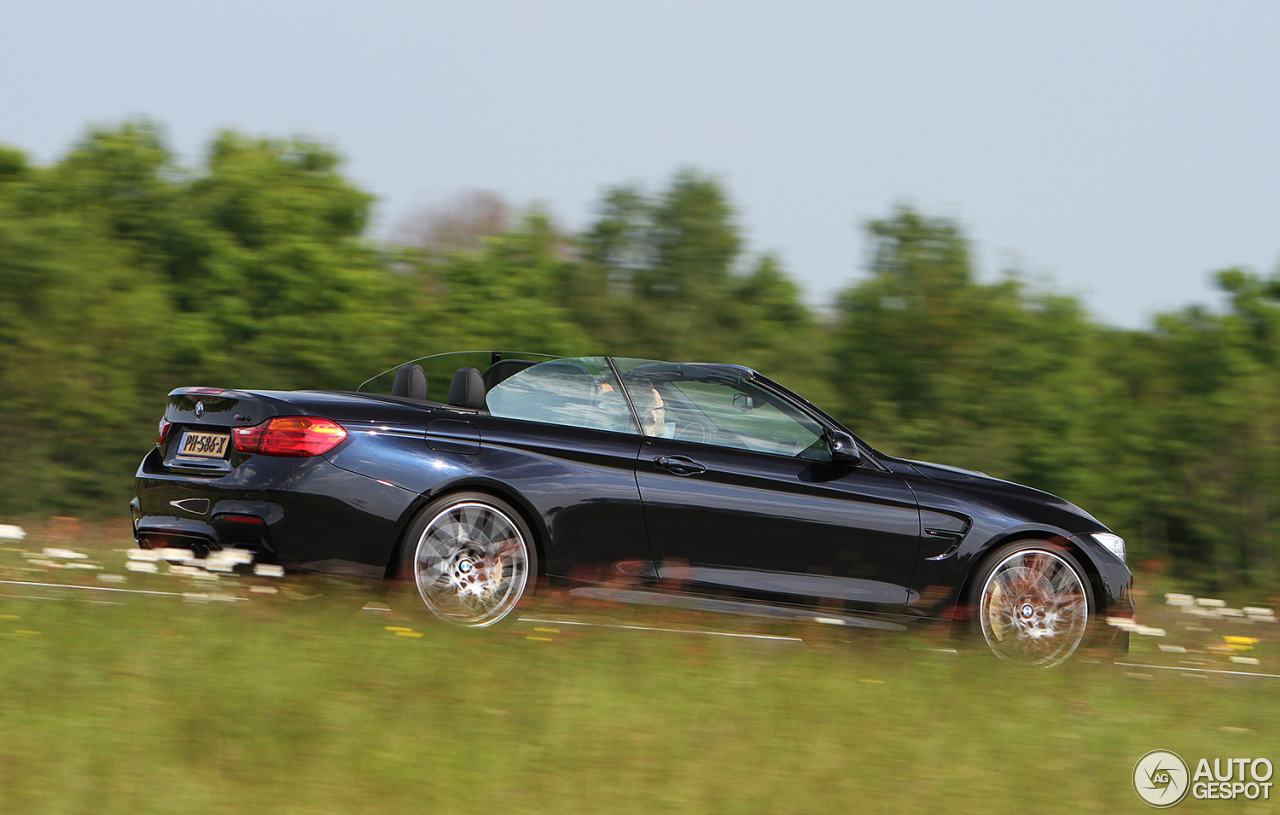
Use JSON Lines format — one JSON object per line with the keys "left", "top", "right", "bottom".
{"left": 382, "top": 478, "right": 549, "bottom": 580}
{"left": 952, "top": 529, "right": 1104, "bottom": 624}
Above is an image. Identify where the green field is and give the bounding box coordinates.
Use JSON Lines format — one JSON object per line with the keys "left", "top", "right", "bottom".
{"left": 0, "top": 521, "right": 1276, "bottom": 814}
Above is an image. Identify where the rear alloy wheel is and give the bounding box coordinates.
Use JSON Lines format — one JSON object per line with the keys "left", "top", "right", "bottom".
{"left": 401, "top": 493, "right": 536, "bottom": 628}
{"left": 970, "top": 542, "right": 1092, "bottom": 668}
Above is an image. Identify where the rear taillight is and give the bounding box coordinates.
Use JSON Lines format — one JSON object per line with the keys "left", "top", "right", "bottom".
{"left": 232, "top": 416, "right": 348, "bottom": 457}
{"left": 157, "top": 419, "right": 172, "bottom": 447}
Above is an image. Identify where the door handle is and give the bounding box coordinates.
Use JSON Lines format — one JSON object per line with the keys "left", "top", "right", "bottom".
{"left": 654, "top": 455, "right": 707, "bottom": 476}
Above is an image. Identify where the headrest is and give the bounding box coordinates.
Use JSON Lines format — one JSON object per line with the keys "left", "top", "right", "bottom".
{"left": 392, "top": 363, "right": 428, "bottom": 401}
{"left": 448, "top": 367, "right": 486, "bottom": 409}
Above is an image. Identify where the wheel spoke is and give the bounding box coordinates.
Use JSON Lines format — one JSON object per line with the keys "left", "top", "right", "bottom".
{"left": 412, "top": 502, "right": 530, "bottom": 627}
{"left": 977, "top": 547, "right": 1088, "bottom": 667}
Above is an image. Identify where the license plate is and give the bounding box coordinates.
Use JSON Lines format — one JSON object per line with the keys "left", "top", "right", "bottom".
{"left": 177, "top": 430, "right": 230, "bottom": 459}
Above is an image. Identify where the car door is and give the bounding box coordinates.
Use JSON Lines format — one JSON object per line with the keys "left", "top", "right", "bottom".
{"left": 481, "top": 357, "right": 651, "bottom": 580}
{"left": 617, "top": 360, "right": 923, "bottom": 611}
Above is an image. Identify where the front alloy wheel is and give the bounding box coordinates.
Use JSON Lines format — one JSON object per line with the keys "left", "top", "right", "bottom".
{"left": 972, "top": 543, "right": 1092, "bottom": 667}
{"left": 405, "top": 494, "right": 535, "bottom": 628}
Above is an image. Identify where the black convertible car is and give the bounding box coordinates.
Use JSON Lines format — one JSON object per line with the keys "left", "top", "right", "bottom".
{"left": 133, "top": 352, "right": 1133, "bottom": 666}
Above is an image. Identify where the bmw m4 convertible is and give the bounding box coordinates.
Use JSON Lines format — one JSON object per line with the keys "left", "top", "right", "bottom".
{"left": 133, "top": 352, "right": 1134, "bottom": 666}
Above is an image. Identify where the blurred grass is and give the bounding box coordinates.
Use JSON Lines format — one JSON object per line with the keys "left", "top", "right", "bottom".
{"left": 0, "top": 522, "right": 1276, "bottom": 814}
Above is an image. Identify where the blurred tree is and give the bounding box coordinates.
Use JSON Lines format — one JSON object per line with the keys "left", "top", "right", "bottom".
{"left": 643, "top": 170, "right": 741, "bottom": 299}
{"left": 573, "top": 170, "right": 828, "bottom": 397}
{"left": 0, "top": 145, "right": 29, "bottom": 180}
{"left": 405, "top": 210, "right": 593, "bottom": 355}
{"left": 165, "top": 131, "right": 406, "bottom": 389}
{"left": 0, "top": 124, "right": 411, "bottom": 514}
{"left": 583, "top": 185, "right": 653, "bottom": 297}
{"left": 1115, "top": 270, "right": 1280, "bottom": 589}
{"left": 832, "top": 206, "right": 1101, "bottom": 499}
{"left": 0, "top": 136, "right": 174, "bottom": 513}
{"left": 392, "top": 190, "right": 516, "bottom": 257}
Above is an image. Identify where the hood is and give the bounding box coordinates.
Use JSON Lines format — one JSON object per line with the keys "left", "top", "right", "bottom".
{"left": 901, "top": 457, "right": 1103, "bottom": 526}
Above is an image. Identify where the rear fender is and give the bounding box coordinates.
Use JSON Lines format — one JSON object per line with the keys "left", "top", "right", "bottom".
{"left": 384, "top": 478, "right": 549, "bottom": 580}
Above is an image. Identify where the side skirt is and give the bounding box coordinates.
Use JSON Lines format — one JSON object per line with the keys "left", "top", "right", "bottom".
{"left": 568, "top": 586, "right": 908, "bottom": 631}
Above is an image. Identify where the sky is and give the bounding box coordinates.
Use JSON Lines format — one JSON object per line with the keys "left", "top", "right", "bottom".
{"left": 3, "top": 0, "right": 1278, "bottom": 328}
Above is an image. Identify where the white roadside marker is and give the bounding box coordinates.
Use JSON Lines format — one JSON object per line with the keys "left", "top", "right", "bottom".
{"left": 42, "top": 548, "right": 87, "bottom": 559}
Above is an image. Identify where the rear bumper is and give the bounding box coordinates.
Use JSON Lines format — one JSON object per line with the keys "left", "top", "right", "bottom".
{"left": 131, "top": 498, "right": 272, "bottom": 557}
{"left": 133, "top": 448, "right": 418, "bottom": 577}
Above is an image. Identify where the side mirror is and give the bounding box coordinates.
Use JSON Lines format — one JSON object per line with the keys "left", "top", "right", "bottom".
{"left": 828, "top": 430, "right": 862, "bottom": 465}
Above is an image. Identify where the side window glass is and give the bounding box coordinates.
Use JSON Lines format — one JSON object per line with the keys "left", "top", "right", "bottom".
{"left": 486, "top": 357, "right": 636, "bottom": 433}
{"left": 617, "top": 360, "right": 830, "bottom": 461}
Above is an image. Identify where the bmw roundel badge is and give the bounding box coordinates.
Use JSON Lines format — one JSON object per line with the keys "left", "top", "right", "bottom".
{"left": 195, "top": 401, "right": 204, "bottom": 419}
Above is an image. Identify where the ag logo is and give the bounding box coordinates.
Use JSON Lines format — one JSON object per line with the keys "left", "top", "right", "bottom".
{"left": 1135, "top": 750, "right": 1190, "bottom": 807}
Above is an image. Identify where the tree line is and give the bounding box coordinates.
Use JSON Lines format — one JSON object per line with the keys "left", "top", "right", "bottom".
{"left": 1, "top": 121, "right": 1276, "bottom": 592}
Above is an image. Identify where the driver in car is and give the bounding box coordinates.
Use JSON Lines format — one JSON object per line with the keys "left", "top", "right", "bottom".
{"left": 630, "top": 384, "right": 668, "bottom": 438}
{"left": 598, "top": 379, "right": 668, "bottom": 437}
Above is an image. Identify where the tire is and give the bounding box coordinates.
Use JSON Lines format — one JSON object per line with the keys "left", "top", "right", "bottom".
{"left": 396, "top": 492, "right": 538, "bottom": 628}
{"left": 968, "top": 540, "right": 1093, "bottom": 668}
